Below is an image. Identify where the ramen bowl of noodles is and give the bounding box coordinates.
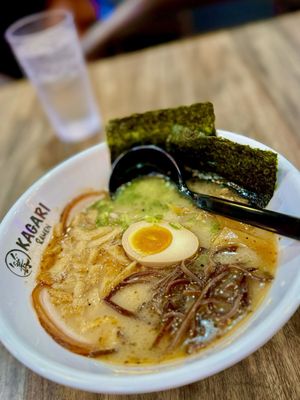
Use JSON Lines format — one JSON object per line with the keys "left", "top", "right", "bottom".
{"left": 0, "top": 130, "right": 299, "bottom": 394}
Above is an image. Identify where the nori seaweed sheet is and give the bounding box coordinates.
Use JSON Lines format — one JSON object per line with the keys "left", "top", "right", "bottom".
{"left": 106, "top": 102, "right": 277, "bottom": 207}
{"left": 167, "top": 131, "right": 277, "bottom": 207}
{"left": 107, "top": 102, "right": 216, "bottom": 161}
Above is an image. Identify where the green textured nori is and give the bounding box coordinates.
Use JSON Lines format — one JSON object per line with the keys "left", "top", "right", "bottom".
{"left": 167, "top": 131, "right": 277, "bottom": 207}
{"left": 107, "top": 102, "right": 216, "bottom": 161}
{"left": 106, "top": 102, "right": 277, "bottom": 207}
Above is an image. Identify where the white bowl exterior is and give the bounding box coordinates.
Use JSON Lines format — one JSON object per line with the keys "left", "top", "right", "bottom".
{"left": 0, "top": 131, "right": 299, "bottom": 394}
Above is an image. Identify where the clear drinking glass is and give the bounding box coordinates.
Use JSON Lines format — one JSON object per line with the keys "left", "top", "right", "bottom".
{"left": 5, "top": 10, "right": 101, "bottom": 142}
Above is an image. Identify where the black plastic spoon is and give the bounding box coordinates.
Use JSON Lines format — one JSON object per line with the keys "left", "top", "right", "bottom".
{"left": 109, "top": 145, "right": 300, "bottom": 240}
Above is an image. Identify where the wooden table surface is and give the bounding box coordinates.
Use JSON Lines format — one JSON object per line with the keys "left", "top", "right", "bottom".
{"left": 0, "top": 11, "right": 300, "bottom": 400}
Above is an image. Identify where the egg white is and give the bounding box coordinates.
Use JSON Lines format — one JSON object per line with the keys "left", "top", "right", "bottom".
{"left": 122, "top": 221, "right": 199, "bottom": 267}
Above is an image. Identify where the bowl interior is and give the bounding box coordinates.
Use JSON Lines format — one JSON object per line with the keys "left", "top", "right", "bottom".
{"left": 0, "top": 131, "right": 299, "bottom": 394}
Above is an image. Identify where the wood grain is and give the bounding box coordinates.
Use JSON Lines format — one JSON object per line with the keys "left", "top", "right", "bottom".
{"left": 0, "top": 11, "right": 299, "bottom": 400}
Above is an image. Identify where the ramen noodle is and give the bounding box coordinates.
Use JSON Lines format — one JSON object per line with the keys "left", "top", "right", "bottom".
{"left": 32, "top": 177, "right": 277, "bottom": 365}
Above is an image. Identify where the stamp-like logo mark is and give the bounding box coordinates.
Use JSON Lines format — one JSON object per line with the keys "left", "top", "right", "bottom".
{"left": 5, "top": 249, "right": 32, "bottom": 277}
{"left": 4, "top": 202, "right": 52, "bottom": 278}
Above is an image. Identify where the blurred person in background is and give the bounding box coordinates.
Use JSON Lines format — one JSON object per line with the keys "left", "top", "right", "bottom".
{"left": 1, "top": 0, "right": 300, "bottom": 79}
{"left": 82, "top": 0, "right": 212, "bottom": 57}
{"left": 0, "top": 0, "right": 217, "bottom": 77}
{"left": 81, "top": 0, "right": 300, "bottom": 57}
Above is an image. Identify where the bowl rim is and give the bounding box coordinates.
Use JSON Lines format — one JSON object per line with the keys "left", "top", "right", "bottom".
{"left": 0, "top": 130, "right": 299, "bottom": 394}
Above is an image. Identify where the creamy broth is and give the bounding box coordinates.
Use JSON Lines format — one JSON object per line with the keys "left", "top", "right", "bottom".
{"left": 33, "top": 177, "right": 277, "bottom": 365}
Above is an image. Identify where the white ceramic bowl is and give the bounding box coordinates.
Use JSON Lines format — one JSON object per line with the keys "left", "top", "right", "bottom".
{"left": 0, "top": 131, "right": 299, "bottom": 394}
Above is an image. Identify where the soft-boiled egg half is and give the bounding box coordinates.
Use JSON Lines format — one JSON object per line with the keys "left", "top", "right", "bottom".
{"left": 122, "top": 221, "right": 199, "bottom": 267}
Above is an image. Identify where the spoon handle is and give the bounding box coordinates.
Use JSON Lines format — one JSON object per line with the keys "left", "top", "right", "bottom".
{"left": 191, "top": 192, "right": 300, "bottom": 240}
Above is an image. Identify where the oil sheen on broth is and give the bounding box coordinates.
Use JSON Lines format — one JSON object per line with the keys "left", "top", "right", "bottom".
{"left": 33, "top": 177, "right": 277, "bottom": 365}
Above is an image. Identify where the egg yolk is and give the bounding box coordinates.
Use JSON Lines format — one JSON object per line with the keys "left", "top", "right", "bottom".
{"left": 129, "top": 225, "right": 173, "bottom": 255}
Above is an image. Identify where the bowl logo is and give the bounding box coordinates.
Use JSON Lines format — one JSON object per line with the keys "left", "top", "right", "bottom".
{"left": 5, "top": 249, "right": 32, "bottom": 277}
{"left": 4, "top": 202, "right": 51, "bottom": 278}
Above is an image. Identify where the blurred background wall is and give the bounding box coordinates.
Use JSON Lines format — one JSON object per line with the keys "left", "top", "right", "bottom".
{"left": 1, "top": 0, "right": 300, "bottom": 81}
